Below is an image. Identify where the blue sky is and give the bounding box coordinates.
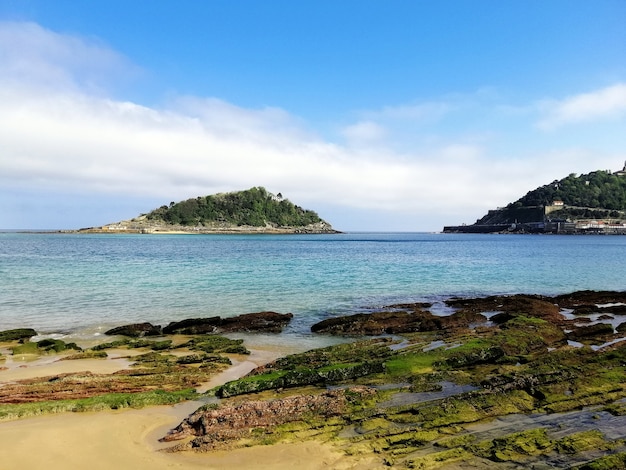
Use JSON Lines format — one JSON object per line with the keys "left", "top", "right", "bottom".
{"left": 0, "top": 1, "right": 625, "bottom": 231}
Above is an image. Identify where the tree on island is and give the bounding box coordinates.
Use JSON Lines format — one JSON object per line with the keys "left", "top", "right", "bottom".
{"left": 145, "top": 187, "right": 323, "bottom": 227}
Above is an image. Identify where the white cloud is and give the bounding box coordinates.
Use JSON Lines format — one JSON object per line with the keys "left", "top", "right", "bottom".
{"left": 537, "top": 83, "right": 626, "bottom": 130}
{"left": 1, "top": 21, "right": 624, "bottom": 231}
{"left": 341, "top": 121, "right": 387, "bottom": 145}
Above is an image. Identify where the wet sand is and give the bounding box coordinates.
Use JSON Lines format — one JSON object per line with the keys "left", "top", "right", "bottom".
{"left": 0, "top": 337, "right": 378, "bottom": 469}
{"left": 0, "top": 405, "right": 375, "bottom": 470}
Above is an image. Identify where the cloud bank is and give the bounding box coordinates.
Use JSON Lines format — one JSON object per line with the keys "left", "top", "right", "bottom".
{"left": 537, "top": 84, "right": 626, "bottom": 130}
{"left": 1, "top": 21, "right": 624, "bottom": 231}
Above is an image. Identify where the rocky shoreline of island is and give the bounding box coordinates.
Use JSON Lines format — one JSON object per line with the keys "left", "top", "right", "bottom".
{"left": 65, "top": 218, "right": 341, "bottom": 235}
{"left": 3, "top": 290, "right": 626, "bottom": 468}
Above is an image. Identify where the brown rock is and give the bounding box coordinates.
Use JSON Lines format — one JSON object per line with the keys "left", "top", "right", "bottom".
{"left": 163, "top": 311, "right": 293, "bottom": 335}
{"left": 161, "top": 386, "right": 375, "bottom": 451}
{"left": 104, "top": 322, "right": 162, "bottom": 337}
{"left": 446, "top": 294, "right": 562, "bottom": 324}
{"left": 311, "top": 310, "right": 441, "bottom": 335}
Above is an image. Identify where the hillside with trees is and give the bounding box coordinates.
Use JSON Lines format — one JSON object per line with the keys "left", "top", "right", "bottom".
{"left": 445, "top": 167, "right": 626, "bottom": 233}
{"left": 144, "top": 187, "right": 323, "bottom": 227}
{"left": 78, "top": 187, "right": 337, "bottom": 234}
{"left": 511, "top": 170, "right": 626, "bottom": 211}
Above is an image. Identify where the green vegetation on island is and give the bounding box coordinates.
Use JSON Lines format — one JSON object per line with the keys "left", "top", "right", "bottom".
{"left": 445, "top": 164, "right": 626, "bottom": 233}
{"left": 77, "top": 186, "right": 337, "bottom": 233}
{"left": 513, "top": 169, "right": 626, "bottom": 211}
{"left": 145, "top": 186, "right": 323, "bottom": 227}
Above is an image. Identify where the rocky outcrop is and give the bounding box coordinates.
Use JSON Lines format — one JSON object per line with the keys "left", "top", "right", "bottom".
{"left": 162, "top": 317, "right": 222, "bottom": 335}
{"left": 553, "top": 290, "right": 626, "bottom": 308}
{"left": 445, "top": 294, "right": 563, "bottom": 325}
{"left": 311, "top": 307, "right": 486, "bottom": 335}
{"left": 311, "top": 310, "right": 439, "bottom": 335}
{"left": 163, "top": 311, "right": 293, "bottom": 335}
{"left": 0, "top": 328, "right": 37, "bottom": 342}
{"left": 214, "top": 361, "right": 385, "bottom": 398}
{"left": 161, "top": 387, "right": 376, "bottom": 451}
{"left": 104, "top": 322, "right": 162, "bottom": 337}
{"left": 566, "top": 322, "right": 616, "bottom": 341}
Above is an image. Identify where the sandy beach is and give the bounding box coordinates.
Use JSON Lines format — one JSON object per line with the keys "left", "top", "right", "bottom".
{"left": 0, "top": 405, "right": 372, "bottom": 470}
{"left": 0, "top": 338, "right": 378, "bottom": 470}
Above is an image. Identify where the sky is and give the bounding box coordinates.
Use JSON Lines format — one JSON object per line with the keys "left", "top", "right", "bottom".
{"left": 0, "top": 1, "right": 625, "bottom": 232}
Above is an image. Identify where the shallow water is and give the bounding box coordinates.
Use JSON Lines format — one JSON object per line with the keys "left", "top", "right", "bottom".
{"left": 1, "top": 232, "right": 625, "bottom": 340}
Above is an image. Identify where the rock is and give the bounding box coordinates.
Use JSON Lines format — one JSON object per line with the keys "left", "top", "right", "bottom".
{"left": 214, "top": 361, "right": 385, "bottom": 398}
{"left": 566, "top": 323, "right": 615, "bottom": 341}
{"left": 552, "top": 290, "right": 626, "bottom": 309}
{"left": 162, "top": 317, "right": 222, "bottom": 335}
{"left": 218, "top": 311, "right": 294, "bottom": 333}
{"left": 311, "top": 307, "right": 487, "bottom": 336}
{"left": 0, "top": 328, "right": 37, "bottom": 342}
{"left": 161, "top": 387, "right": 376, "bottom": 450}
{"left": 446, "top": 294, "right": 563, "bottom": 325}
{"left": 443, "top": 344, "right": 506, "bottom": 368}
{"left": 311, "top": 310, "right": 442, "bottom": 335}
{"left": 104, "top": 322, "right": 162, "bottom": 337}
{"left": 163, "top": 312, "right": 293, "bottom": 335}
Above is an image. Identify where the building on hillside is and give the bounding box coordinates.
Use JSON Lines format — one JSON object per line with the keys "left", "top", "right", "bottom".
{"left": 616, "top": 161, "right": 626, "bottom": 177}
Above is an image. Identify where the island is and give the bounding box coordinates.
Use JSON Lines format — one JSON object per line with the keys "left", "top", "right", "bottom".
{"left": 74, "top": 187, "right": 339, "bottom": 234}
{"left": 444, "top": 164, "right": 626, "bottom": 234}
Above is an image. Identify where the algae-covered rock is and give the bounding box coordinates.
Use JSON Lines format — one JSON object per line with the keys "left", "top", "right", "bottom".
{"left": 163, "top": 311, "right": 293, "bottom": 335}
{"left": 572, "top": 451, "right": 626, "bottom": 469}
{"left": 60, "top": 350, "right": 108, "bottom": 360}
{"left": 0, "top": 328, "right": 37, "bottom": 342}
{"left": 472, "top": 427, "right": 554, "bottom": 462}
{"left": 161, "top": 387, "right": 375, "bottom": 451}
{"left": 311, "top": 310, "right": 442, "bottom": 335}
{"left": 178, "top": 335, "right": 250, "bottom": 354}
{"left": 446, "top": 294, "right": 562, "bottom": 324}
{"left": 163, "top": 317, "right": 222, "bottom": 334}
{"left": 215, "top": 361, "right": 385, "bottom": 398}
{"left": 567, "top": 322, "right": 615, "bottom": 341}
{"left": 11, "top": 339, "right": 81, "bottom": 355}
{"left": 104, "top": 322, "right": 162, "bottom": 337}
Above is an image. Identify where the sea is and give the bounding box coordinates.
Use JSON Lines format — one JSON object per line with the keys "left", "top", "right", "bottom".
{"left": 1, "top": 232, "right": 625, "bottom": 341}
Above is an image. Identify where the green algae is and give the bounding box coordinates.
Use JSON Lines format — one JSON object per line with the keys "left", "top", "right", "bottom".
{"left": 6, "top": 295, "right": 626, "bottom": 468}
{"left": 555, "top": 430, "right": 615, "bottom": 455}
{"left": 186, "top": 316, "right": 626, "bottom": 466}
{"left": 471, "top": 427, "right": 554, "bottom": 461}
{"left": 213, "top": 338, "right": 393, "bottom": 397}
{"left": 92, "top": 338, "right": 172, "bottom": 351}
{"left": 405, "top": 447, "right": 472, "bottom": 469}
{"left": 0, "top": 328, "right": 37, "bottom": 342}
{"left": 177, "top": 335, "right": 250, "bottom": 354}
{"left": 0, "top": 388, "right": 198, "bottom": 421}
{"left": 215, "top": 362, "right": 385, "bottom": 397}
{"left": 11, "top": 338, "right": 81, "bottom": 355}
{"left": 60, "top": 350, "right": 108, "bottom": 360}
{"left": 572, "top": 451, "right": 626, "bottom": 469}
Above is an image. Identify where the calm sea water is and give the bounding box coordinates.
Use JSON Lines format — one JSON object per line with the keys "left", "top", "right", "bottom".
{"left": 1, "top": 232, "right": 625, "bottom": 337}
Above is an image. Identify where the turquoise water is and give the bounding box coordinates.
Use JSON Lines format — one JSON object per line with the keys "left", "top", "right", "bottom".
{"left": 1, "top": 232, "right": 625, "bottom": 335}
